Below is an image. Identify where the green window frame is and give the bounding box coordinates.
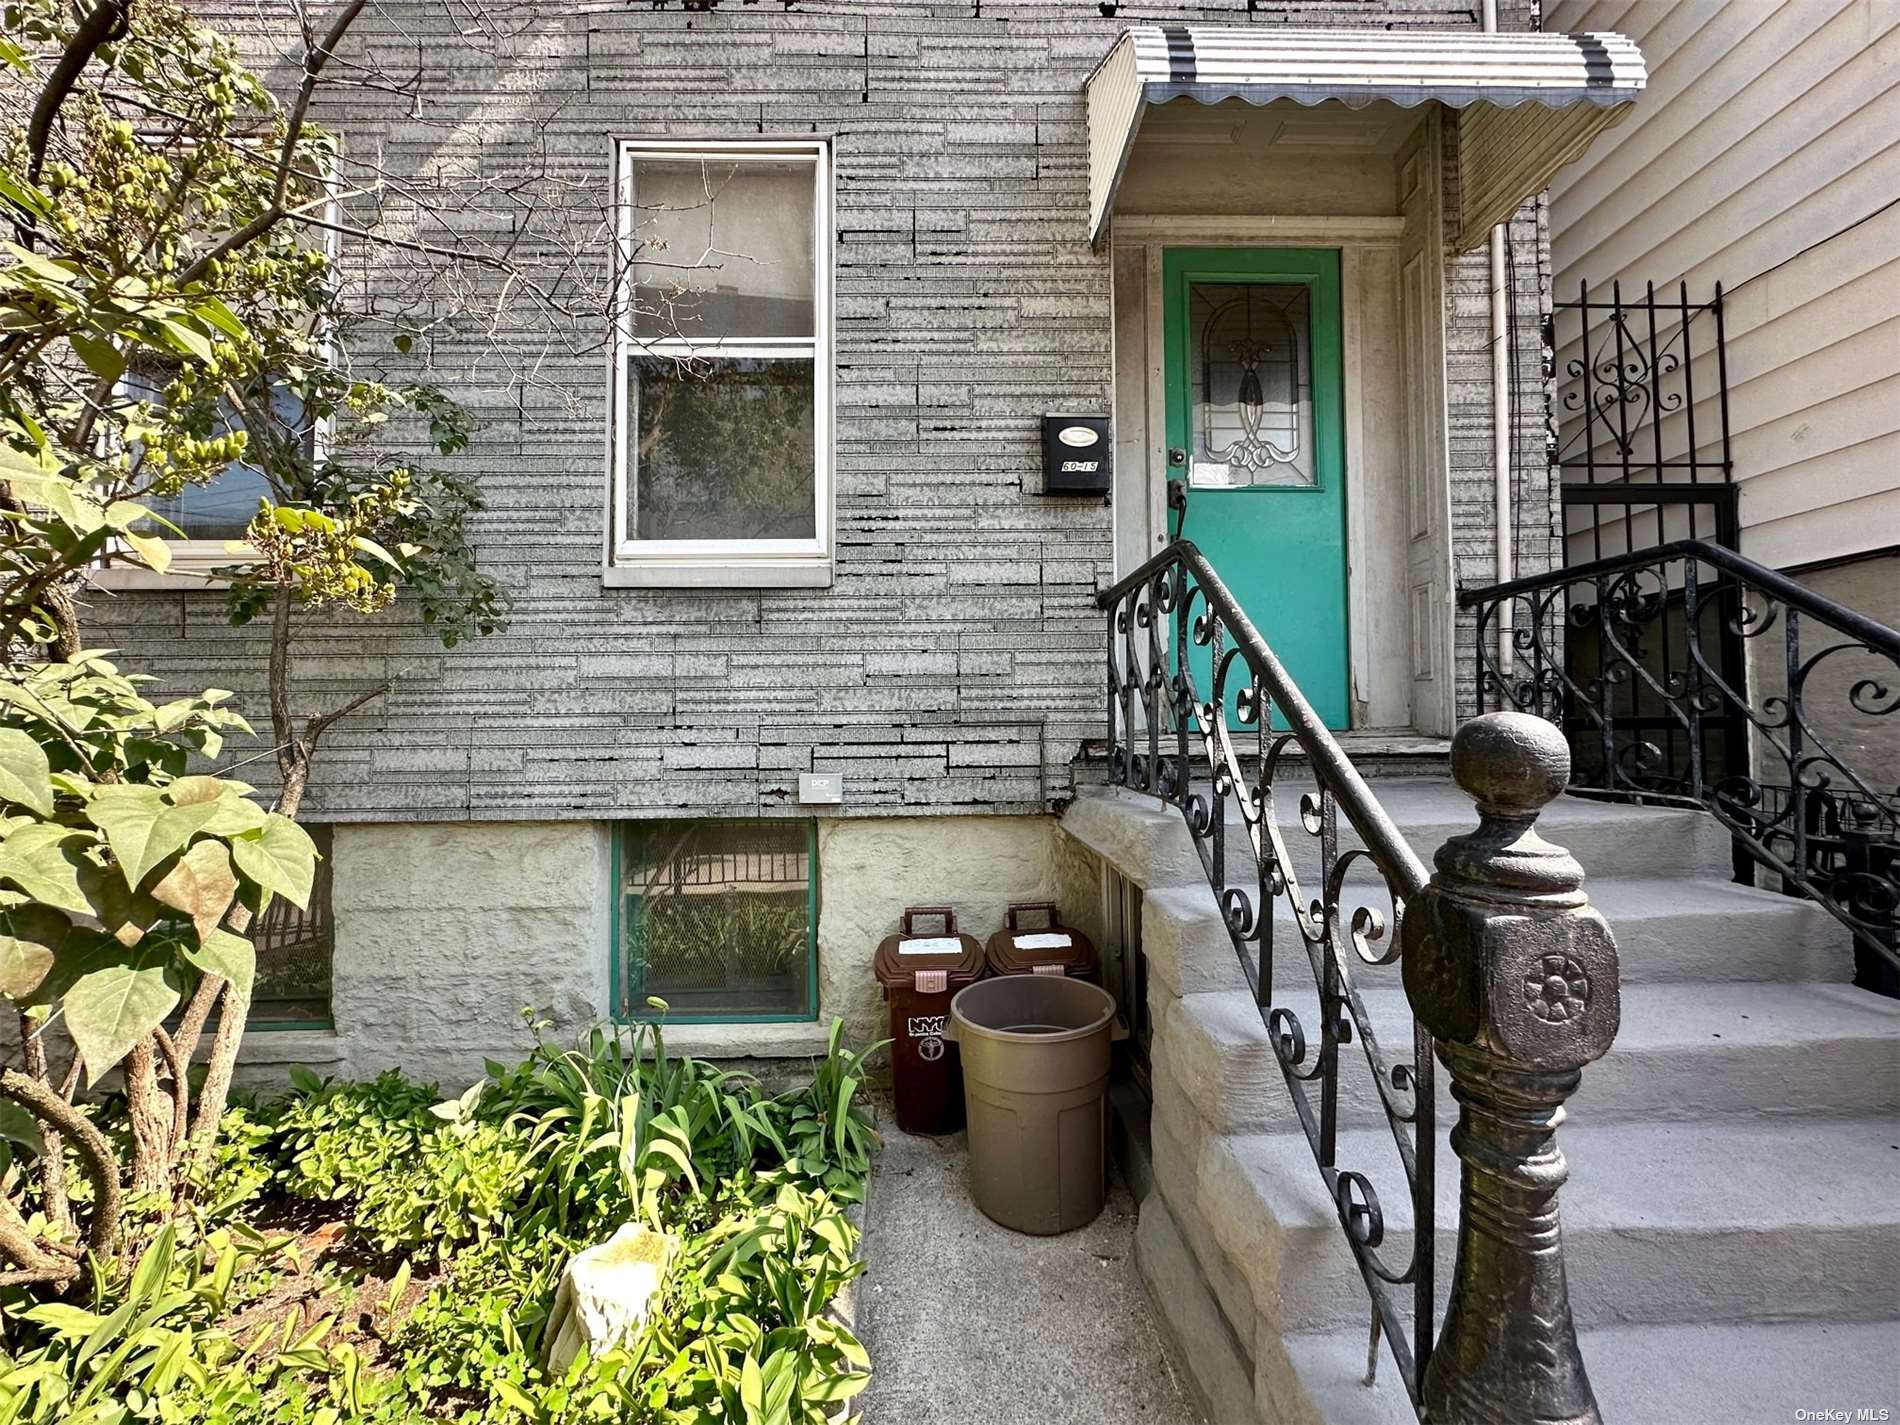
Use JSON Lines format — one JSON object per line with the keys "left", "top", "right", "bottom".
{"left": 610, "top": 818, "right": 820, "bottom": 1024}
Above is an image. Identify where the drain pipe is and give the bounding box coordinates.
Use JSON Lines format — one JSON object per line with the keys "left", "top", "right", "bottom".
{"left": 1483, "top": 0, "right": 1514, "bottom": 668}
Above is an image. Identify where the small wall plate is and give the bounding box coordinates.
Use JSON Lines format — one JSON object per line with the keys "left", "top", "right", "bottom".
{"left": 799, "top": 772, "right": 844, "bottom": 805}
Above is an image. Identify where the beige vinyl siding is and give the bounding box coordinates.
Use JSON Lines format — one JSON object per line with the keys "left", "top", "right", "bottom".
{"left": 1547, "top": 0, "right": 1900, "bottom": 571}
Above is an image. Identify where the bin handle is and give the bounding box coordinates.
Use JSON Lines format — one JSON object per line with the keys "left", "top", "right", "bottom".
{"left": 901, "top": 906, "right": 957, "bottom": 936}
{"left": 1006, "top": 901, "right": 1059, "bottom": 932}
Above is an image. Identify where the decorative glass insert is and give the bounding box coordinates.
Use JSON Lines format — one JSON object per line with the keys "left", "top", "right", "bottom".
{"left": 630, "top": 356, "right": 816, "bottom": 541}
{"left": 1188, "top": 281, "right": 1316, "bottom": 489}
{"left": 616, "top": 819, "right": 817, "bottom": 1021}
{"left": 249, "top": 824, "right": 333, "bottom": 1026}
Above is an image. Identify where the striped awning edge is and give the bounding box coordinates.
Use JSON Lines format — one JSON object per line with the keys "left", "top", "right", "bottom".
{"left": 1086, "top": 26, "right": 1646, "bottom": 249}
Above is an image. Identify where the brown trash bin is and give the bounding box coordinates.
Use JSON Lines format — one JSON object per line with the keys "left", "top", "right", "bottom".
{"left": 946, "top": 974, "right": 1125, "bottom": 1235}
{"left": 984, "top": 901, "right": 1097, "bottom": 980}
{"left": 873, "top": 907, "right": 986, "bottom": 1136}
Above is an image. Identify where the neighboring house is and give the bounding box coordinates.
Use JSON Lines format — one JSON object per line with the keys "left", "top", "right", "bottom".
{"left": 84, "top": 2, "right": 1638, "bottom": 1085}
{"left": 1544, "top": 0, "right": 1899, "bottom": 784}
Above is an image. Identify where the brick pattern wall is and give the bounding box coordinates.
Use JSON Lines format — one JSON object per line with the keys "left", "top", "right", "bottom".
{"left": 92, "top": 0, "right": 1545, "bottom": 822}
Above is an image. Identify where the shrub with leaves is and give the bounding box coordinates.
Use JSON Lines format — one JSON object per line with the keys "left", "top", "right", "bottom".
{"left": 0, "top": 652, "right": 316, "bottom": 1275}
{"left": 2, "top": 1019, "right": 881, "bottom": 1424}
{"left": 763, "top": 1020, "right": 881, "bottom": 1204}
{"left": 0, "top": 0, "right": 509, "bottom": 1302}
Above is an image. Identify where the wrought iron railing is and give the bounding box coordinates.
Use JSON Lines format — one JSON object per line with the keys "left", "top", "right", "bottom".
{"left": 1098, "top": 540, "right": 1438, "bottom": 1404}
{"left": 1462, "top": 538, "right": 1900, "bottom": 973}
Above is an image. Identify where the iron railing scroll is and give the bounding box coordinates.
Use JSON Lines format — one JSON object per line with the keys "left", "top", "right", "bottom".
{"left": 1552, "top": 280, "right": 1736, "bottom": 564}
{"left": 1100, "top": 541, "right": 1440, "bottom": 1405}
{"left": 1463, "top": 538, "right": 1900, "bottom": 978}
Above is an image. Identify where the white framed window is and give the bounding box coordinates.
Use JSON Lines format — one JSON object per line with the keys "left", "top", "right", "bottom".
{"left": 606, "top": 139, "right": 833, "bottom": 589}
{"left": 95, "top": 140, "right": 340, "bottom": 588}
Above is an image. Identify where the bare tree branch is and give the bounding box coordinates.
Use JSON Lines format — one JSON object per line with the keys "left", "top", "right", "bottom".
{"left": 176, "top": 0, "right": 371, "bottom": 287}
{"left": 0, "top": 1067, "right": 120, "bottom": 1258}
{"left": 24, "top": 0, "right": 132, "bottom": 183}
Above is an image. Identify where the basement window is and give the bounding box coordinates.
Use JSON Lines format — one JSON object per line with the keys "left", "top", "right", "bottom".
{"left": 249, "top": 823, "right": 334, "bottom": 1028}
{"left": 607, "top": 140, "right": 832, "bottom": 589}
{"left": 613, "top": 819, "right": 818, "bottom": 1022}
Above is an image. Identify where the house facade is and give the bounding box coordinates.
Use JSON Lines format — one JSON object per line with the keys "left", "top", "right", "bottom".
{"left": 88, "top": 0, "right": 1643, "bottom": 1085}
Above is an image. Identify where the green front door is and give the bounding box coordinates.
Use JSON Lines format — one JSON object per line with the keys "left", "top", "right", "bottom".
{"left": 1163, "top": 248, "right": 1349, "bottom": 730}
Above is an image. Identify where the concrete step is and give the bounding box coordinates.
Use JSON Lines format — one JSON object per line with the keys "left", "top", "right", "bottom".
{"left": 1269, "top": 1320, "right": 1900, "bottom": 1425}
{"left": 1139, "top": 870, "right": 1850, "bottom": 997}
{"left": 1198, "top": 1115, "right": 1900, "bottom": 1335}
{"left": 1156, "top": 981, "right": 1900, "bottom": 1137}
{"left": 1062, "top": 783, "right": 1734, "bottom": 893}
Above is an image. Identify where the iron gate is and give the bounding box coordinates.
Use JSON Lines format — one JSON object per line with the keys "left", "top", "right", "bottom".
{"left": 1551, "top": 280, "right": 1743, "bottom": 793}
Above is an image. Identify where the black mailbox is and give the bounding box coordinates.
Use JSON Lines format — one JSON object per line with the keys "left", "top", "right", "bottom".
{"left": 1041, "top": 413, "right": 1111, "bottom": 495}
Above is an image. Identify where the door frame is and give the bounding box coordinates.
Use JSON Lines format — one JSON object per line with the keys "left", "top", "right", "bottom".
{"left": 1110, "top": 213, "right": 1449, "bottom": 732}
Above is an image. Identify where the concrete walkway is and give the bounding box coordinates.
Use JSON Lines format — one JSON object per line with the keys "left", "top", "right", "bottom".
{"left": 856, "top": 1106, "right": 1204, "bottom": 1425}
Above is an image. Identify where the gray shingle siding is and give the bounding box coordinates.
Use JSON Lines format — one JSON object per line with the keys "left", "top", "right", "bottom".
{"left": 94, "top": 1, "right": 1550, "bottom": 821}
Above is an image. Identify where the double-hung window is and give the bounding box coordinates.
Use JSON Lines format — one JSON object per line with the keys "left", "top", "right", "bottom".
{"left": 608, "top": 140, "right": 832, "bottom": 588}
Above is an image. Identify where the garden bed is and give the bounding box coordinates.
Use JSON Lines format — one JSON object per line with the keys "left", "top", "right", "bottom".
{"left": 0, "top": 1017, "right": 879, "bottom": 1424}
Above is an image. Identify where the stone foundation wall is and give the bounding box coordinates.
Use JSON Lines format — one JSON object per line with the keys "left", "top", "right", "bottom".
{"left": 327, "top": 821, "right": 613, "bottom": 1087}
{"left": 249, "top": 814, "right": 1069, "bottom": 1087}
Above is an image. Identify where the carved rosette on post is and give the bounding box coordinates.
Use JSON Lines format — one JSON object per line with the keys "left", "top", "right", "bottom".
{"left": 1401, "top": 712, "right": 1621, "bottom": 1425}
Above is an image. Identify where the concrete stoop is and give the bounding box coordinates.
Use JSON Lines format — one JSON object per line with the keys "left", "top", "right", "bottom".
{"left": 1070, "top": 783, "right": 1900, "bottom": 1425}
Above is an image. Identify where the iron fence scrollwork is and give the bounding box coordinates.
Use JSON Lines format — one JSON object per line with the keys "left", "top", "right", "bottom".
{"left": 1463, "top": 538, "right": 1900, "bottom": 979}
{"left": 1102, "top": 540, "right": 1439, "bottom": 1406}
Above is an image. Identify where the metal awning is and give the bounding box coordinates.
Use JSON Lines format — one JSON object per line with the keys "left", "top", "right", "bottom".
{"left": 1086, "top": 26, "right": 1645, "bottom": 249}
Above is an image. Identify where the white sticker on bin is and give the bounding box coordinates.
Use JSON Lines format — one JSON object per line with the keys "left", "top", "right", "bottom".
{"left": 899, "top": 937, "right": 962, "bottom": 955}
{"left": 1013, "top": 932, "right": 1073, "bottom": 950}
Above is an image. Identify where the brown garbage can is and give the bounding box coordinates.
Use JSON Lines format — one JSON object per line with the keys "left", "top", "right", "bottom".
{"left": 873, "top": 907, "right": 986, "bottom": 1136}
{"left": 946, "top": 974, "right": 1124, "bottom": 1235}
{"left": 984, "top": 902, "right": 1097, "bottom": 980}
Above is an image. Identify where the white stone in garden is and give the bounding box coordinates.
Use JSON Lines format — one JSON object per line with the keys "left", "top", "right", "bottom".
{"left": 543, "top": 1223, "right": 678, "bottom": 1373}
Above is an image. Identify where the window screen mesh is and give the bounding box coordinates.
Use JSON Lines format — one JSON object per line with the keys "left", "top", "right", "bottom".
{"left": 619, "top": 820, "right": 815, "bottom": 1020}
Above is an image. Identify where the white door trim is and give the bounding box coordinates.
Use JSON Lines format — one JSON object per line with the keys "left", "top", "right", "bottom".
{"left": 1110, "top": 219, "right": 1421, "bottom": 729}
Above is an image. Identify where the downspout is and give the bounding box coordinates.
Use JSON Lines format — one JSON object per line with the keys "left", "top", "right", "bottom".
{"left": 1483, "top": 0, "right": 1514, "bottom": 668}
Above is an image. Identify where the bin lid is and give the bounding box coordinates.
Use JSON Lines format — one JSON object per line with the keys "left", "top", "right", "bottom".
{"left": 874, "top": 906, "right": 986, "bottom": 990}
{"left": 985, "top": 902, "right": 1097, "bottom": 977}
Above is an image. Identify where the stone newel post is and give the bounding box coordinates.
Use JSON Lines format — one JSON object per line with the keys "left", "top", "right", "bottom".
{"left": 1401, "top": 712, "right": 1621, "bottom": 1425}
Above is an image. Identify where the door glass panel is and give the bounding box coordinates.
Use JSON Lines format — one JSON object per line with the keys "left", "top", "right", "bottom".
{"left": 1188, "top": 281, "right": 1315, "bottom": 489}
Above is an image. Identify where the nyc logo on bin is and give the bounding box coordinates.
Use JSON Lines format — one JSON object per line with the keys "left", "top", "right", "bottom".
{"left": 907, "top": 1014, "right": 949, "bottom": 1061}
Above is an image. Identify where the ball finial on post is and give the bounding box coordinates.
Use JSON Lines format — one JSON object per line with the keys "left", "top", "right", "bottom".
{"left": 1449, "top": 710, "right": 1570, "bottom": 819}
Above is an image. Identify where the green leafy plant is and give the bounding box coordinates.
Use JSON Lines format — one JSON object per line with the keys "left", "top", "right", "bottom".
{"left": 0, "top": 1219, "right": 303, "bottom": 1424}
{"left": 766, "top": 1021, "right": 883, "bottom": 1203}
{"left": 7, "top": 1017, "right": 881, "bottom": 1424}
